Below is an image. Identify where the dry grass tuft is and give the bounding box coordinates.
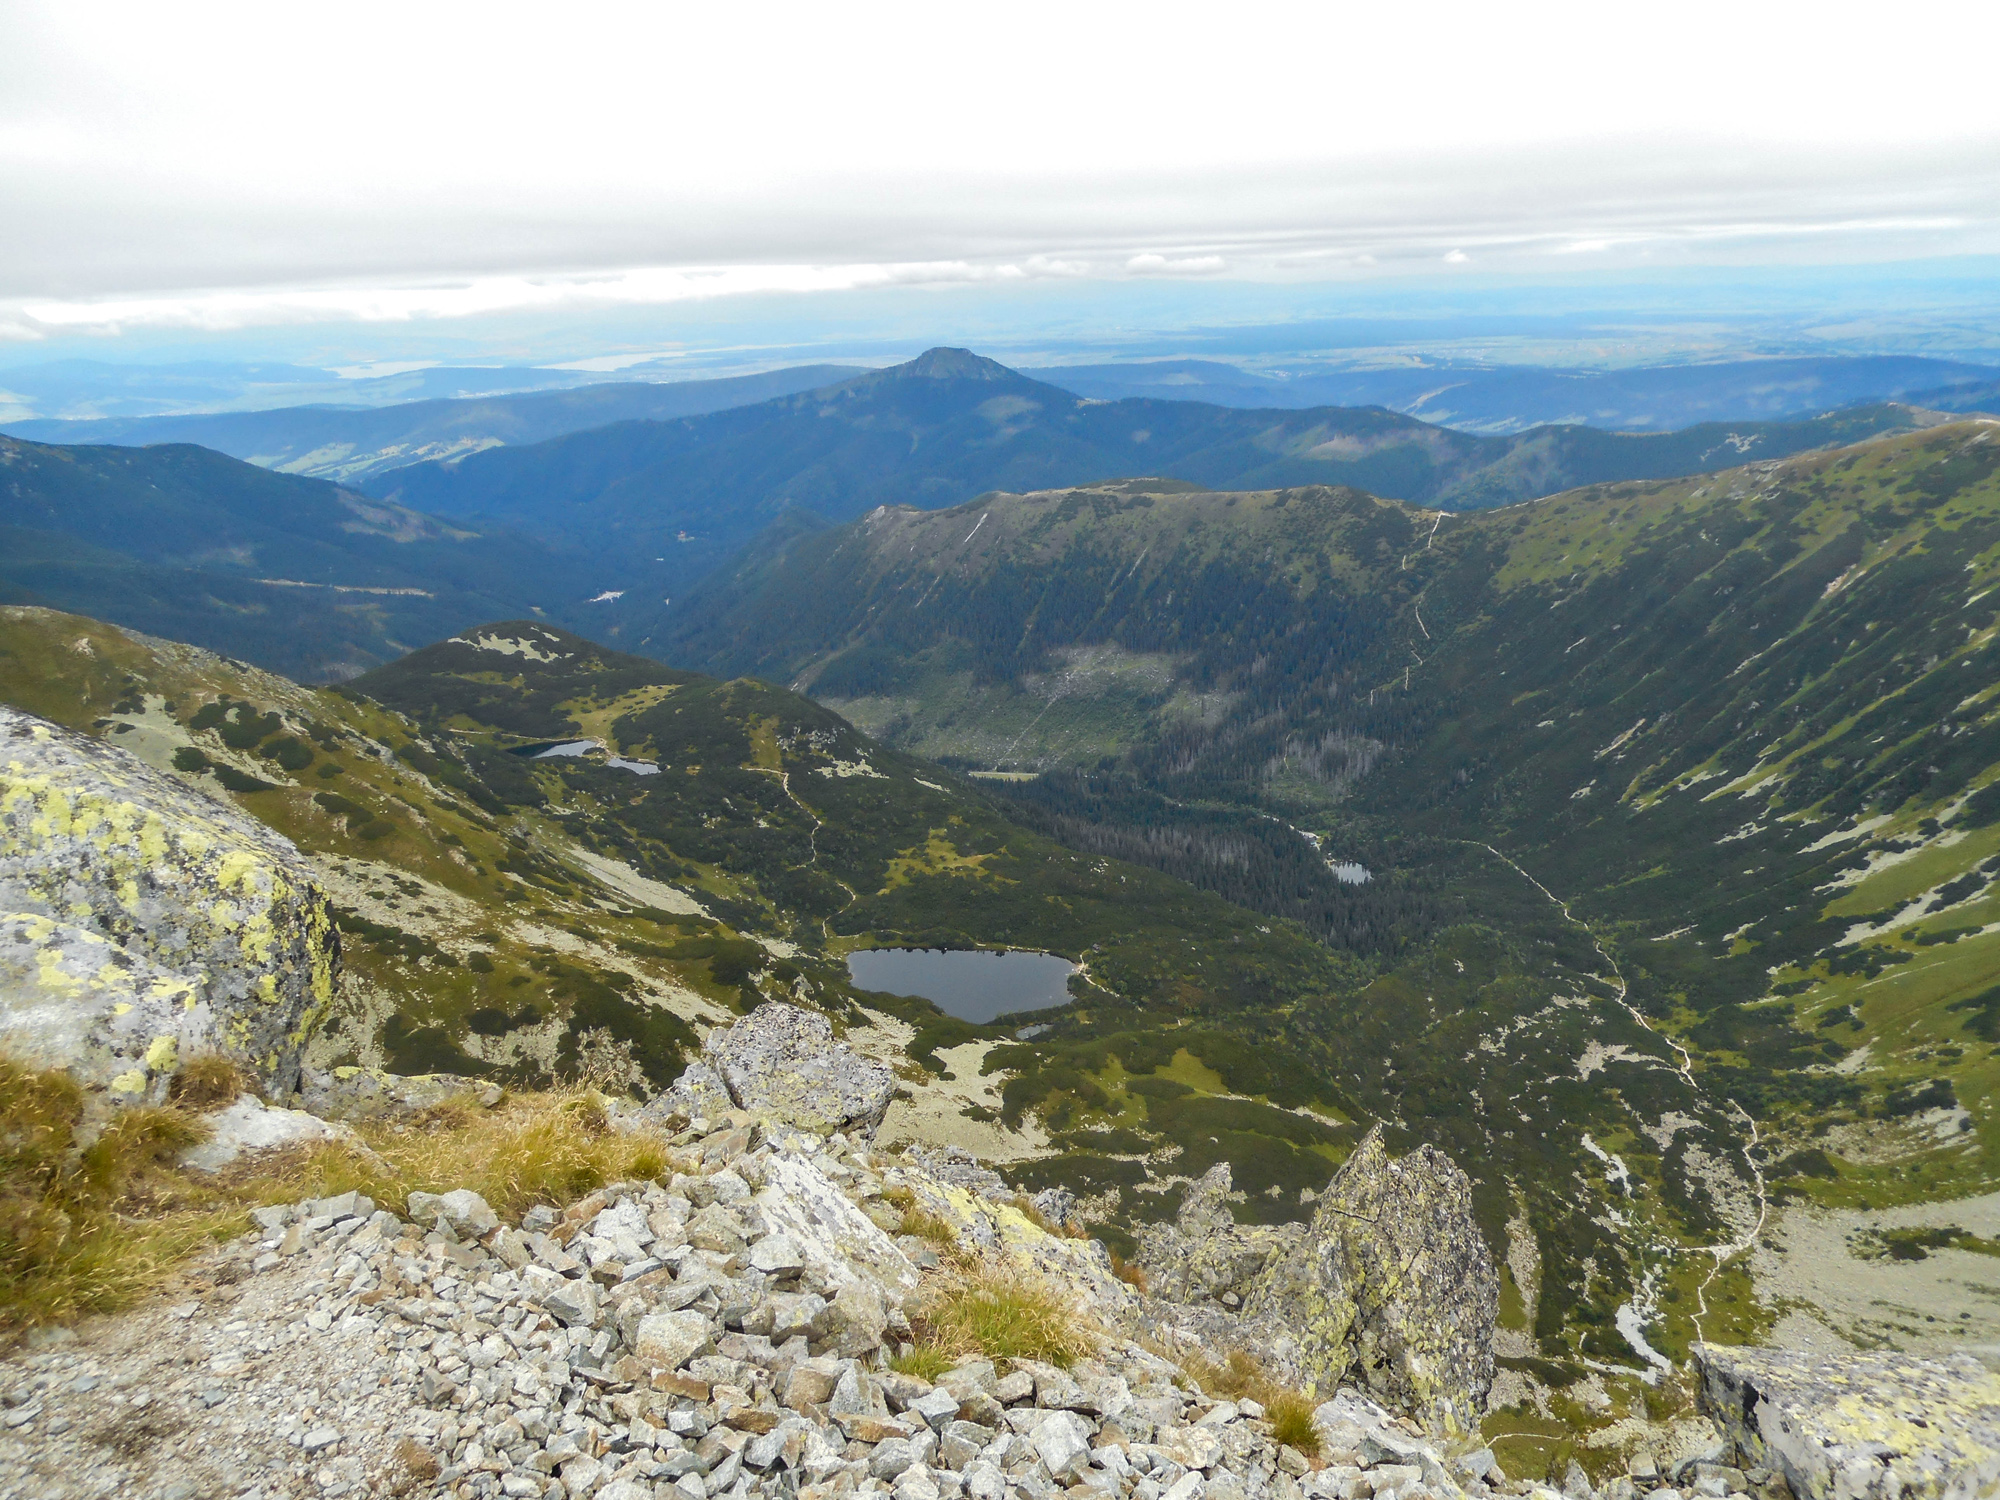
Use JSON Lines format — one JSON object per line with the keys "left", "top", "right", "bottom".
{"left": 1108, "top": 1251, "right": 1148, "bottom": 1293}
{"left": 1265, "top": 1390, "right": 1322, "bottom": 1457}
{"left": 913, "top": 1256, "right": 1101, "bottom": 1369}
{"left": 0, "top": 1057, "right": 677, "bottom": 1330}
{"left": 233, "top": 1086, "right": 676, "bottom": 1222}
{"left": 0, "top": 1057, "right": 225, "bottom": 1326}
{"left": 880, "top": 1185, "right": 960, "bottom": 1249}
{"left": 169, "top": 1055, "right": 248, "bottom": 1111}
{"left": 1010, "top": 1192, "right": 1084, "bottom": 1239}
{"left": 1183, "top": 1348, "right": 1322, "bottom": 1458}
{"left": 900, "top": 1206, "right": 961, "bottom": 1249}
{"left": 389, "top": 1435, "right": 441, "bottom": 1495}
{"left": 1183, "top": 1347, "right": 1268, "bottom": 1400}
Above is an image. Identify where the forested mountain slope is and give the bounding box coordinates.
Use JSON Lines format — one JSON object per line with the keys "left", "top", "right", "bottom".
{"left": 0, "top": 435, "right": 617, "bottom": 679}
{"left": 367, "top": 347, "right": 1941, "bottom": 597}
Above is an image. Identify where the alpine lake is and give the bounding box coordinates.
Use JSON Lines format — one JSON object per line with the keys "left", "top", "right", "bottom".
{"left": 843, "top": 947, "right": 1075, "bottom": 1026}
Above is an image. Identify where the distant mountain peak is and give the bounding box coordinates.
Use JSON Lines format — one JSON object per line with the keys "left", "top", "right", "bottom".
{"left": 895, "top": 347, "right": 1020, "bottom": 382}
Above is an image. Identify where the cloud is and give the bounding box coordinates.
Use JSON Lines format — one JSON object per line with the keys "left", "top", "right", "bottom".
{"left": 5, "top": 260, "right": 1095, "bottom": 337}
{"left": 1443, "top": 250, "right": 1470, "bottom": 265}
{"left": 1, "top": 2, "right": 1997, "bottom": 341}
{"left": 1125, "top": 254, "right": 1228, "bottom": 276}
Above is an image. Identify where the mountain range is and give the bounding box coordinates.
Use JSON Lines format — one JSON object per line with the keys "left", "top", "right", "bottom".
{"left": 8, "top": 405, "right": 2000, "bottom": 1430}
{"left": 3, "top": 363, "right": 864, "bottom": 483}
{"left": 4, "top": 348, "right": 1974, "bottom": 686}
{"left": 1025, "top": 353, "right": 2000, "bottom": 432}
{"left": 662, "top": 418, "right": 2000, "bottom": 1337}
{"left": 0, "top": 433, "right": 608, "bottom": 679}
{"left": 364, "top": 348, "right": 1952, "bottom": 604}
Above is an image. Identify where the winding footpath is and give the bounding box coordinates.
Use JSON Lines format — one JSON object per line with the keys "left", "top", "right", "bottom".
{"left": 1468, "top": 841, "right": 1770, "bottom": 1356}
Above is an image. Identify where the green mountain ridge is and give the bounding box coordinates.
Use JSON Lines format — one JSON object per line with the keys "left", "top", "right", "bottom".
{"left": 0, "top": 434, "right": 621, "bottom": 680}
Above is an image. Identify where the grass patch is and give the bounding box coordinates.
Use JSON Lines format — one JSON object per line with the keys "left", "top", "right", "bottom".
{"left": 169, "top": 1055, "right": 249, "bottom": 1111}
{"left": 0, "top": 1059, "right": 225, "bottom": 1327}
{"left": 0, "top": 1057, "right": 676, "bottom": 1330}
{"left": 882, "top": 1184, "right": 962, "bottom": 1248}
{"left": 890, "top": 1345, "right": 958, "bottom": 1381}
{"left": 912, "top": 1258, "right": 1101, "bottom": 1369}
{"left": 1266, "top": 1391, "right": 1322, "bottom": 1457}
{"left": 1182, "top": 1348, "right": 1323, "bottom": 1458}
{"left": 230, "top": 1089, "right": 673, "bottom": 1222}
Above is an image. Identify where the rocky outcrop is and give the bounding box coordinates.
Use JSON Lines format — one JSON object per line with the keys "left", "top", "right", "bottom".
{"left": 651, "top": 1003, "right": 897, "bottom": 1138}
{"left": 1695, "top": 1343, "right": 2000, "bottom": 1500}
{"left": 1246, "top": 1126, "right": 1498, "bottom": 1437}
{"left": 0, "top": 705, "right": 336, "bottom": 1101}
{"left": 1134, "top": 1163, "right": 1305, "bottom": 1309}
{"left": 179, "top": 1093, "right": 352, "bottom": 1172}
{"left": 0, "top": 1113, "right": 1500, "bottom": 1500}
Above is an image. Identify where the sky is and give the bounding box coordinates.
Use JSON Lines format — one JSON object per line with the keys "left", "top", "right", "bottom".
{"left": 2, "top": 1, "right": 1998, "bottom": 371}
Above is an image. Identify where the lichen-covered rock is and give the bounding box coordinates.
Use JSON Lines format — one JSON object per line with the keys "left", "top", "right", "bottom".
{"left": 0, "top": 911, "right": 204, "bottom": 1099}
{"left": 0, "top": 706, "right": 336, "bottom": 1100}
{"left": 1134, "top": 1163, "right": 1302, "bottom": 1307}
{"left": 299, "top": 1064, "right": 501, "bottom": 1120}
{"left": 889, "top": 1156, "right": 1138, "bottom": 1317}
{"left": 667, "top": 1002, "right": 896, "bottom": 1137}
{"left": 645, "top": 1058, "right": 735, "bottom": 1124}
{"left": 755, "top": 1151, "right": 917, "bottom": 1298}
{"left": 1695, "top": 1343, "right": 2000, "bottom": 1500}
{"left": 1246, "top": 1125, "right": 1497, "bottom": 1437}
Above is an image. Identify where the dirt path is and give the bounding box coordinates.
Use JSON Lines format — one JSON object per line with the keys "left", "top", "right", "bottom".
{"left": 1468, "top": 841, "right": 1771, "bottom": 1347}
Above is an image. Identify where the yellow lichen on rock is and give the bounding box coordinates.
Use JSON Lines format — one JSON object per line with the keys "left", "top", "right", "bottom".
{"left": 1245, "top": 1125, "right": 1499, "bottom": 1438}
{"left": 0, "top": 705, "right": 338, "bottom": 1102}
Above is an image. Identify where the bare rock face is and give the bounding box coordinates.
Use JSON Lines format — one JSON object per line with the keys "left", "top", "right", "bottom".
{"left": 1695, "top": 1343, "right": 2000, "bottom": 1500}
{"left": 1134, "top": 1163, "right": 1303, "bottom": 1307}
{"left": 1246, "top": 1125, "right": 1498, "bottom": 1437}
{"left": 0, "top": 705, "right": 337, "bottom": 1101}
{"left": 654, "top": 1002, "right": 896, "bottom": 1137}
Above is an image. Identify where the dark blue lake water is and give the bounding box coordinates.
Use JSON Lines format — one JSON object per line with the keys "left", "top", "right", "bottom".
{"left": 844, "top": 948, "right": 1075, "bottom": 1024}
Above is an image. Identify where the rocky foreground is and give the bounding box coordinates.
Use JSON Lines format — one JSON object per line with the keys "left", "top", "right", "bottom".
{"left": 0, "top": 1101, "right": 1509, "bottom": 1500}
{"left": 0, "top": 1083, "right": 1963, "bottom": 1500}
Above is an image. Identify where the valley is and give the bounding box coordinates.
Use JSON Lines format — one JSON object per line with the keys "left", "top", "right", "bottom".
{"left": 665, "top": 419, "right": 2000, "bottom": 1353}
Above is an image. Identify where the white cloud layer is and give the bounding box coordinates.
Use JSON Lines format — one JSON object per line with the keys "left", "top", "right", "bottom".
{"left": 1, "top": 0, "right": 1996, "bottom": 338}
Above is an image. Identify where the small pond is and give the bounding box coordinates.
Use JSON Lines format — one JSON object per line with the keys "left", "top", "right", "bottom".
{"left": 844, "top": 947, "right": 1075, "bottom": 1024}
